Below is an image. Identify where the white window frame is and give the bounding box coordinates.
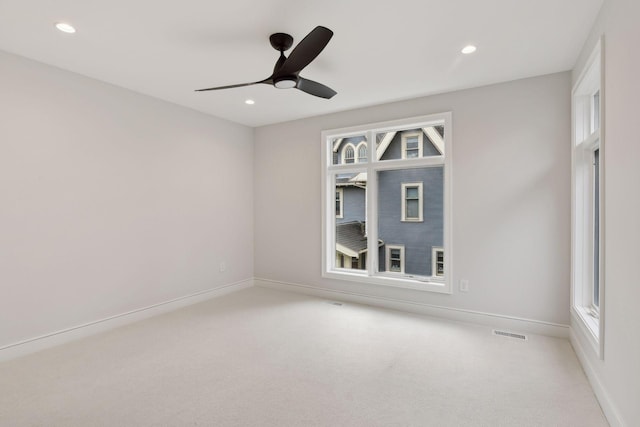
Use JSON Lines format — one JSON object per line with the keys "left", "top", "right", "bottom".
{"left": 356, "top": 141, "right": 368, "bottom": 163}
{"left": 571, "top": 38, "right": 604, "bottom": 359}
{"left": 432, "top": 247, "right": 444, "bottom": 277}
{"left": 335, "top": 188, "right": 344, "bottom": 218}
{"left": 386, "top": 245, "right": 405, "bottom": 274}
{"left": 401, "top": 131, "right": 423, "bottom": 159}
{"left": 342, "top": 143, "right": 356, "bottom": 164}
{"left": 322, "top": 112, "right": 453, "bottom": 294}
{"left": 401, "top": 182, "right": 423, "bottom": 222}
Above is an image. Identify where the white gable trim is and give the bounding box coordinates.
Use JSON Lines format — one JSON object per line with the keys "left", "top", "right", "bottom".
{"left": 375, "top": 131, "right": 397, "bottom": 160}
{"left": 336, "top": 243, "right": 359, "bottom": 258}
{"left": 423, "top": 127, "right": 445, "bottom": 155}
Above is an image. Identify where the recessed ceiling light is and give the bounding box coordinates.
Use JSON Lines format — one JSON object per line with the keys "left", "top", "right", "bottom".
{"left": 461, "top": 45, "right": 477, "bottom": 54}
{"left": 245, "top": 99, "right": 255, "bottom": 105}
{"left": 55, "top": 22, "right": 76, "bottom": 34}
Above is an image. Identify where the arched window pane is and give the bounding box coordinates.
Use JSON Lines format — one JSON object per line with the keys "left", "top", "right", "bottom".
{"left": 358, "top": 145, "right": 367, "bottom": 163}
{"left": 344, "top": 146, "right": 355, "bottom": 164}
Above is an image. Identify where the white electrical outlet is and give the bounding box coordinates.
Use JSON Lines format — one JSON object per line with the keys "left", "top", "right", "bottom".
{"left": 219, "top": 261, "right": 226, "bottom": 272}
{"left": 459, "top": 279, "right": 469, "bottom": 292}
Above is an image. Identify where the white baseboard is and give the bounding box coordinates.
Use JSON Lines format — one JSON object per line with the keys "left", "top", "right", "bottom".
{"left": 254, "top": 278, "right": 569, "bottom": 338}
{"left": 570, "top": 327, "right": 625, "bottom": 427}
{"left": 0, "top": 278, "right": 253, "bottom": 362}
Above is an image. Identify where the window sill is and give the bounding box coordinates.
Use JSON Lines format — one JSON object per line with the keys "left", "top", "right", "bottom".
{"left": 323, "top": 270, "right": 451, "bottom": 294}
{"left": 571, "top": 305, "right": 602, "bottom": 359}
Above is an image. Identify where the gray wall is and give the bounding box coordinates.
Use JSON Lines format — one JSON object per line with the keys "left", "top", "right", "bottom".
{"left": 0, "top": 51, "right": 254, "bottom": 349}
{"left": 254, "top": 71, "right": 571, "bottom": 325}
{"left": 570, "top": 0, "right": 640, "bottom": 424}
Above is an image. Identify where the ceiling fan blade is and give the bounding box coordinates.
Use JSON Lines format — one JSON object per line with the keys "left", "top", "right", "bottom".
{"left": 296, "top": 77, "right": 336, "bottom": 99}
{"left": 195, "top": 80, "right": 268, "bottom": 92}
{"left": 275, "top": 26, "right": 333, "bottom": 77}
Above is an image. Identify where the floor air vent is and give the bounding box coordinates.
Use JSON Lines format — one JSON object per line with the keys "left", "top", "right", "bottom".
{"left": 492, "top": 329, "right": 528, "bottom": 340}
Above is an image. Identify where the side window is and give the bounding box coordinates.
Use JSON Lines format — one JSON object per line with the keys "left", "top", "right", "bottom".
{"left": 335, "top": 188, "right": 343, "bottom": 218}
{"left": 357, "top": 143, "right": 367, "bottom": 163}
{"left": 571, "top": 40, "right": 603, "bottom": 357}
{"left": 432, "top": 247, "right": 444, "bottom": 277}
{"left": 401, "top": 183, "right": 423, "bottom": 222}
{"left": 343, "top": 144, "right": 355, "bottom": 164}
{"left": 402, "top": 132, "right": 423, "bottom": 159}
{"left": 386, "top": 245, "right": 405, "bottom": 273}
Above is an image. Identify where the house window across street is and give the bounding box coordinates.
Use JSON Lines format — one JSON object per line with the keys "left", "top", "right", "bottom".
{"left": 432, "top": 247, "right": 444, "bottom": 277}
{"left": 343, "top": 144, "right": 355, "bottom": 164}
{"left": 402, "top": 132, "right": 422, "bottom": 159}
{"left": 402, "top": 183, "right": 423, "bottom": 222}
{"left": 387, "top": 245, "right": 404, "bottom": 273}
{"left": 335, "top": 188, "right": 343, "bottom": 218}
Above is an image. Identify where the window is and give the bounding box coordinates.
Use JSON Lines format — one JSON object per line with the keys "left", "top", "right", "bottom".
{"left": 401, "top": 183, "right": 423, "bottom": 222}
{"left": 357, "top": 143, "right": 367, "bottom": 163}
{"left": 571, "top": 39, "right": 603, "bottom": 358}
{"left": 402, "top": 132, "right": 423, "bottom": 159}
{"left": 432, "top": 247, "right": 444, "bottom": 277}
{"left": 322, "top": 113, "right": 452, "bottom": 293}
{"left": 386, "top": 245, "right": 404, "bottom": 273}
{"left": 343, "top": 144, "right": 355, "bottom": 164}
{"left": 335, "top": 188, "right": 343, "bottom": 218}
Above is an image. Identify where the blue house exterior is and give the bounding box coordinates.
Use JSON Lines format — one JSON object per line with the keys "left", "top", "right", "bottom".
{"left": 377, "top": 166, "right": 443, "bottom": 276}
{"left": 333, "top": 127, "right": 444, "bottom": 278}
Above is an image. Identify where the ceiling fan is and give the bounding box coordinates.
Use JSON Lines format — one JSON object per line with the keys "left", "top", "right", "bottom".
{"left": 195, "top": 26, "right": 336, "bottom": 99}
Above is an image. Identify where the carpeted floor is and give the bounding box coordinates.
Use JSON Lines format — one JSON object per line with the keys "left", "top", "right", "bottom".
{"left": 0, "top": 286, "right": 608, "bottom": 426}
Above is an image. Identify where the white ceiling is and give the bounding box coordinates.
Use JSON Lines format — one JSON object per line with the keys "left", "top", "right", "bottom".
{"left": 0, "top": 0, "right": 603, "bottom": 127}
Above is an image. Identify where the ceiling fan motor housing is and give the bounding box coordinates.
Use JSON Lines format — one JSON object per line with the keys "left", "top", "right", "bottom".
{"left": 274, "top": 75, "right": 297, "bottom": 89}
{"left": 269, "top": 33, "right": 294, "bottom": 52}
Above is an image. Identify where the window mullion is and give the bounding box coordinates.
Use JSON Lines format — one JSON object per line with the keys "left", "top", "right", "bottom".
{"left": 327, "top": 172, "right": 337, "bottom": 271}
{"left": 366, "top": 129, "right": 378, "bottom": 277}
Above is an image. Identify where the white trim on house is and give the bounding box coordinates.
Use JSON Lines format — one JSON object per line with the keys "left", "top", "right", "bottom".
{"left": 342, "top": 142, "right": 356, "bottom": 164}
{"left": 422, "top": 126, "right": 445, "bottom": 155}
{"left": 332, "top": 138, "right": 343, "bottom": 153}
{"left": 386, "top": 244, "right": 405, "bottom": 274}
{"left": 335, "top": 187, "right": 344, "bottom": 218}
{"left": 432, "top": 246, "right": 444, "bottom": 277}
{"left": 375, "top": 131, "right": 396, "bottom": 160}
{"left": 336, "top": 243, "right": 359, "bottom": 259}
{"left": 401, "top": 182, "right": 423, "bottom": 222}
{"left": 356, "top": 141, "right": 367, "bottom": 163}
{"left": 401, "top": 131, "right": 423, "bottom": 159}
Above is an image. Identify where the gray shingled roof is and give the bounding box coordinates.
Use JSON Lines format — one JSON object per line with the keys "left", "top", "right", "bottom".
{"left": 336, "top": 221, "right": 368, "bottom": 253}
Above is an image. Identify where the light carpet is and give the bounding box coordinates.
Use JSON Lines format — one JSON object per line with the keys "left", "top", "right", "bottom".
{"left": 0, "top": 286, "right": 608, "bottom": 426}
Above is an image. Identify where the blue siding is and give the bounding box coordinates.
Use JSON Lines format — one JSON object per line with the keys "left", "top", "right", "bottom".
{"left": 380, "top": 129, "right": 441, "bottom": 161}
{"left": 337, "top": 186, "right": 365, "bottom": 224}
{"left": 377, "top": 166, "right": 444, "bottom": 276}
{"left": 333, "top": 130, "right": 444, "bottom": 277}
